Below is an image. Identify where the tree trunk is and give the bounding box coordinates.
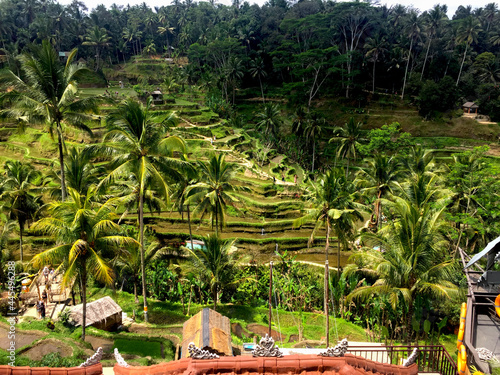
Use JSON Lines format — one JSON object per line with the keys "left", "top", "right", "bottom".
{"left": 401, "top": 38, "right": 413, "bottom": 100}
{"left": 81, "top": 260, "right": 87, "bottom": 342}
{"left": 187, "top": 205, "right": 194, "bottom": 249}
{"left": 18, "top": 219, "right": 23, "bottom": 263}
{"left": 134, "top": 279, "right": 139, "bottom": 304}
{"left": 56, "top": 122, "right": 67, "bottom": 201}
{"left": 213, "top": 286, "right": 217, "bottom": 311}
{"left": 456, "top": 43, "right": 469, "bottom": 86}
{"left": 311, "top": 141, "right": 316, "bottom": 172}
{"left": 139, "top": 191, "right": 149, "bottom": 323}
{"left": 337, "top": 238, "right": 341, "bottom": 278}
{"left": 324, "top": 221, "right": 330, "bottom": 262}
{"left": 420, "top": 37, "right": 432, "bottom": 80}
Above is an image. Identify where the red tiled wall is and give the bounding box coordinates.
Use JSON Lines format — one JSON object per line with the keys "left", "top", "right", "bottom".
{"left": 0, "top": 364, "right": 102, "bottom": 375}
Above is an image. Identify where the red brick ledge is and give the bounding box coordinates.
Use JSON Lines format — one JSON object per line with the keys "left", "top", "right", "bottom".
{"left": 113, "top": 354, "right": 418, "bottom": 375}
{"left": 0, "top": 363, "right": 102, "bottom": 375}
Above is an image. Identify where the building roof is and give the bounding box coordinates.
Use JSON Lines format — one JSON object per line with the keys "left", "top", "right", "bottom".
{"left": 0, "top": 363, "right": 102, "bottom": 374}
{"left": 463, "top": 102, "right": 478, "bottom": 108}
{"left": 113, "top": 354, "right": 418, "bottom": 375}
{"left": 182, "top": 308, "right": 232, "bottom": 357}
{"left": 70, "top": 296, "right": 122, "bottom": 327}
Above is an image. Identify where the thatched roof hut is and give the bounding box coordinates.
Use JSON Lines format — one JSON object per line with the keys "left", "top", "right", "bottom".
{"left": 181, "top": 308, "right": 232, "bottom": 358}
{"left": 463, "top": 101, "right": 479, "bottom": 113}
{"left": 70, "top": 296, "right": 122, "bottom": 330}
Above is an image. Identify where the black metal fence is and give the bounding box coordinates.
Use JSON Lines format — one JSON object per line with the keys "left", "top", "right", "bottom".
{"left": 346, "top": 345, "right": 457, "bottom": 375}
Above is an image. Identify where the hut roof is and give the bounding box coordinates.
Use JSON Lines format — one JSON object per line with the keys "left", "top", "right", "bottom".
{"left": 113, "top": 354, "right": 419, "bottom": 375}
{"left": 463, "top": 101, "right": 478, "bottom": 108}
{"left": 152, "top": 90, "right": 163, "bottom": 95}
{"left": 70, "top": 296, "right": 122, "bottom": 327}
{"left": 182, "top": 308, "right": 232, "bottom": 357}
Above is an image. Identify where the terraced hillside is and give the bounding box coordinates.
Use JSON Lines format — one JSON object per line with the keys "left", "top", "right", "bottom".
{"left": 0, "top": 89, "right": 350, "bottom": 268}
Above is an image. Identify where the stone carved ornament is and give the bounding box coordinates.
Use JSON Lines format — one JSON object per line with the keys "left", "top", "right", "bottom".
{"left": 402, "top": 348, "right": 418, "bottom": 367}
{"left": 188, "top": 342, "right": 220, "bottom": 359}
{"left": 79, "top": 347, "right": 103, "bottom": 367}
{"left": 252, "top": 334, "right": 283, "bottom": 357}
{"left": 114, "top": 348, "right": 130, "bottom": 367}
{"left": 318, "top": 338, "right": 348, "bottom": 357}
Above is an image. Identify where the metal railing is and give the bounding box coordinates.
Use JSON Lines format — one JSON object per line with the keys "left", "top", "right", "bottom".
{"left": 346, "top": 345, "right": 457, "bottom": 375}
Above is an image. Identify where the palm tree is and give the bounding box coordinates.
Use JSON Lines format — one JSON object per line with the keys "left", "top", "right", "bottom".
{"left": 249, "top": 57, "right": 267, "bottom": 103}
{"left": 355, "top": 154, "right": 403, "bottom": 230}
{"left": 224, "top": 56, "right": 244, "bottom": 104}
{"left": 116, "top": 239, "right": 168, "bottom": 303}
{"left": 0, "top": 41, "right": 100, "bottom": 201}
{"left": 82, "top": 26, "right": 111, "bottom": 71}
{"left": 420, "top": 6, "right": 447, "bottom": 80}
{"left": 401, "top": 11, "right": 421, "bottom": 99}
{"left": 185, "top": 233, "right": 237, "bottom": 311}
{"left": 365, "top": 33, "right": 387, "bottom": 93}
{"left": 456, "top": 16, "right": 482, "bottom": 86}
{"left": 96, "top": 98, "right": 187, "bottom": 323}
{"left": 186, "top": 153, "right": 244, "bottom": 234}
{"left": 158, "top": 24, "right": 175, "bottom": 57}
{"left": 329, "top": 117, "right": 364, "bottom": 176}
{"left": 31, "top": 188, "right": 137, "bottom": 340}
{"left": 303, "top": 112, "right": 326, "bottom": 173}
{"left": 346, "top": 195, "right": 457, "bottom": 340}
{"left": 294, "top": 168, "right": 363, "bottom": 274}
{"left": 255, "top": 103, "right": 282, "bottom": 141}
{"left": 48, "top": 147, "right": 103, "bottom": 200}
{"left": 0, "top": 160, "right": 42, "bottom": 262}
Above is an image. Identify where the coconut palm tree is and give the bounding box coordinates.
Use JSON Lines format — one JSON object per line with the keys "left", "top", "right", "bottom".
{"left": 186, "top": 153, "right": 244, "bottom": 234}
{"left": 420, "top": 6, "right": 447, "bottom": 80}
{"left": 31, "top": 188, "right": 137, "bottom": 340}
{"left": 96, "top": 98, "right": 187, "bottom": 323}
{"left": 249, "top": 56, "right": 267, "bottom": 103}
{"left": 294, "top": 168, "right": 364, "bottom": 273}
{"left": 456, "top": 16, "right": 482, "bottom": 86}
{"left": 303, "top": 112, "right": 326, "bottom": 173}
{"left": 365, "top": 33, "right": 387, "bottom": 93}
{"left": 0, "top": 160, "right": 43, "bottom": 262}
{"left": 355, "top": 154, "right": 403, "bottom": 230}
{"left": 48, "top": 147, "right": 103, "bottom": 200}
{"left": 255, "top": 103, "right": 282, "bottom": 141}
{"left": 116, "top": 239, "right": 169, "bottom": 304}
{"left": 346, "top": 195, "right": 457, "bottom": 340}
{"left": 401, "top": 11, "right": 421, "bottom": 99}
{"left": 0, "top": 41, "right": 100, "bottom": 201}
{"left": 82, "top": 26, "right": 111, "bottom": 71}
{"left": 185, "top": 233, "right": 237, "bottom": 311}
{"left": 329, "top": 117, "right": 365, "bottom": 176}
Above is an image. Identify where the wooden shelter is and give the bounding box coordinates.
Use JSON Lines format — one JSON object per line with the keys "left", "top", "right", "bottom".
{"left": 463, "top": 102, "right": 479, "bottom": 114}
{"left": 151, "top": 90, "right": 164, "bottom": 105}
{"left": 181, "top": 308, "right": 232, "bottom": 358}
{"left": 69, "top": 296, "right": 122, "bottom": 330}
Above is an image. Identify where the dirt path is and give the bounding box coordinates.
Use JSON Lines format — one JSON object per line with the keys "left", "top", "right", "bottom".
{"left": 0, "top": 325, "right": 47, "bottom": 350}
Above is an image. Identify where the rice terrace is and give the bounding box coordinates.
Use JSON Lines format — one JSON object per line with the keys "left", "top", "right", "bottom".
{"left": 0, "top": 0, "right": 500, "bottom": 374}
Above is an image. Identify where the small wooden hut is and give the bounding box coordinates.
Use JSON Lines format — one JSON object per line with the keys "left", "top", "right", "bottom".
{"left": 181, "top": 308, "right": 232, "bottom": 358}
{"left": 70, "top": 296, "right": 122, "bottom": 330}
{"left": 463, "top": 101, "right": 479, "bottom": 114}
{"left": 151, "top": 90, "right": 164, "bottom": 105}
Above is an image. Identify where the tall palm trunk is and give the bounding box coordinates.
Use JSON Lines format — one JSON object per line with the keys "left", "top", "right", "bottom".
{"left": 81, "top": 259, "right": 87, "bottom": 341}
{"left": 259, "top": 76, "right": 265, "bottom": 103}
{"left": 18, "top": 219, "right": 23, "bottom": 262}
{"left": 456, "top": 43, "right": 469, "bottom": 86}
{"left": 311, "top": 141, "right": 316, "bottom": 172}
{"left": 324, "top": 222, "right": 330, "bottom": 262}
{"left": 56, "top": 122, "right": 67, "bottom": 201}
{"left": 187, "top": 204, "right": 194, "bottom": 249}
{"left": 420, "top": 37, "right": 432, "bottom": 80}
{"left": 401, "top": 38, "right": 413, "bottom": 99}
{"left": 139, "top": 192, "right": 148, "bottom": 323}
{"left": 372, "top": 57, "right": 377, "bottom": 94}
